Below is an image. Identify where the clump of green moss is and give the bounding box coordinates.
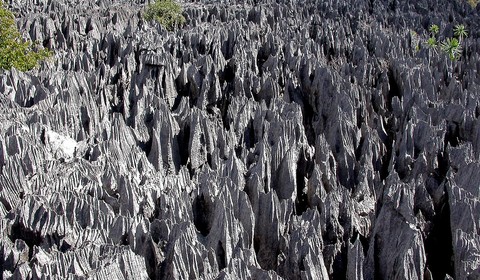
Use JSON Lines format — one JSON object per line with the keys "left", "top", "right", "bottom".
{"left": 0, "top": 0, "right": 51, "bottom": 71}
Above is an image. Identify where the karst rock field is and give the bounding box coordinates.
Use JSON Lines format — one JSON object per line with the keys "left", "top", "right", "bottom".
{"left": 0, "top": 0, "right": 480, "bottom": 279}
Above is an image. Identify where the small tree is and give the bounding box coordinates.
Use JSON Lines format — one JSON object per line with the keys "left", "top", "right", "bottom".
{"left": 144, "top": 0, "right": 186, "bottom": 31}
{"left": 0, "top": 0, "right": 51, "bottom": 71}
{"left": 453, "top": 24, "right": 468, "bottom": 41}
{"left": 440, "top": 37, "right": 462, "bottom": 61}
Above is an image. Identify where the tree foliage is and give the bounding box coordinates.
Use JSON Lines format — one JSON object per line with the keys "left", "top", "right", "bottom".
{"left": 0, "top": 0, "right": 51, "bottom": 71}
{"left": 144, "top": 0, "right": 185, "bottom": 31}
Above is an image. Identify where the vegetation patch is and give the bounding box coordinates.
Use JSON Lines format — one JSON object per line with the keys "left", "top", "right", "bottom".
{"left": 144, "top": 0, "right": 186, "bottom": 31}
{"left": 425, "top": 23, "right": 467, "bottom": 61}
{"left": 467, "top": 0, "right": 478, "bottom": 8}
{"left": 0, "top": 0, "right": 51, "bottom": 71}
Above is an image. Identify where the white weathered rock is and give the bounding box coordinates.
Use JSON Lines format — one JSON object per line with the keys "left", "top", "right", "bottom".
{"left": 46, "top": 130, "right": 77, "bottom": 159}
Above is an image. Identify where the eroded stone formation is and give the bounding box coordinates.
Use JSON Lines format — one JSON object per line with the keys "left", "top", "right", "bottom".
{"left": 1, "top": 0, "right": 479, "bottom": 279}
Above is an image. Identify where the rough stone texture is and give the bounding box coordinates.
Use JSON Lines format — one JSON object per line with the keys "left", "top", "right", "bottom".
{"left": 0, "top": 0, "right": 479, "bottom": 279}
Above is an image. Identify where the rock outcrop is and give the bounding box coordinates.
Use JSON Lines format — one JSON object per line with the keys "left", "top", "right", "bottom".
{"left": 1, "top": 0, "right": 479, "bottom": 279}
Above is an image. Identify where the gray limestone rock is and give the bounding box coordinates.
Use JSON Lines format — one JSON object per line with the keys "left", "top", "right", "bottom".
{"left": 0, "top": 0, "right": 479, "bottom": 279}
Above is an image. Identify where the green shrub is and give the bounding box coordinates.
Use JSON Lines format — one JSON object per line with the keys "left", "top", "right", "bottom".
{"left": 144, "top": 0, "right": 185, "bottom": 31}
{"left": 0, "top": 0, "right": 51, "bottom": 71}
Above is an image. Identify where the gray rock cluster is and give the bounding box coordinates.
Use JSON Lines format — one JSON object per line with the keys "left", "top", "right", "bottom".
{"left": 1, "top": 0, "right": 479, "bottom": 278}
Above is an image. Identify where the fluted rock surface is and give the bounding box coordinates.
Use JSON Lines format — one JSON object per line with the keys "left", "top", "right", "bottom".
{"left": 1, "top": 0, "right": 480, "bottom": 279}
